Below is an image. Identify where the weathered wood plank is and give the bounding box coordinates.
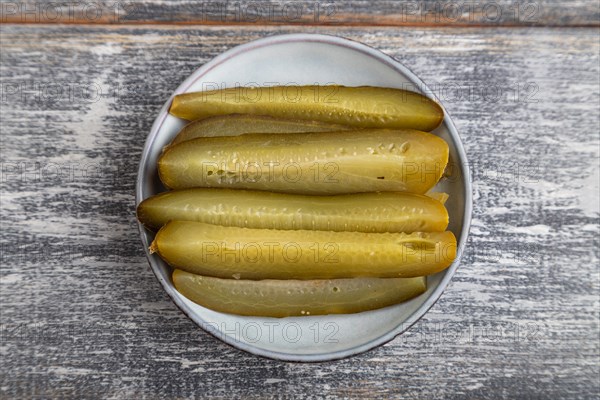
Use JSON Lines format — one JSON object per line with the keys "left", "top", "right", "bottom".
{"left": 0, "top": 0, "right": 599, "bottom": 27}
{"left": 0, "top": 25, "right": 599, "bottom": 399}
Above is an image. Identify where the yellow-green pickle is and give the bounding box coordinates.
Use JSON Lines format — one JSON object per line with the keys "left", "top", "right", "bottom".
{"left": 151, "top": 221, "right": 457, "bottom": 280}
{"left": 173, "top": 269, "right": 427, "bottom": 317}
{"left": 169, "top": 85, "right": 444, "bottom": 131}
{"left": 170, "top": 114, "right": 352, "bottom": 146}
{"left": 158, "top": 129, "right": 449, "bottom": 194}
{"left": 137, "top": 188, "right": 449, "bottom": 232}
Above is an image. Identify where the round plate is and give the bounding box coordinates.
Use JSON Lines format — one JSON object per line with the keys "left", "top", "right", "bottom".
{"left": 136, "top": 33, "right": 472, "bottom": 362}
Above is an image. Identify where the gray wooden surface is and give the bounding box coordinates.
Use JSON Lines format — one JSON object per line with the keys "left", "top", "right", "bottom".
{"left": 1, "top": 14, "right": 599, "bottom": 400}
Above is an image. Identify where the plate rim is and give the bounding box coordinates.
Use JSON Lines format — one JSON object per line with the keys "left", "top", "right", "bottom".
{"left": 136, "top": 32, "right": 473, "bottom": 362}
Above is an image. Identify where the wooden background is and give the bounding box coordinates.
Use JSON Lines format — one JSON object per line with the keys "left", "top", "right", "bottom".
{"left": 1, "top": 1, "right": 599, "bottom": 399}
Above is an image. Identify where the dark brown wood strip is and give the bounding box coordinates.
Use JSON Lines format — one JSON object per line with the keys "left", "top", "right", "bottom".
{"left": 0, "top": 1, "right": 599, "bottom": 27}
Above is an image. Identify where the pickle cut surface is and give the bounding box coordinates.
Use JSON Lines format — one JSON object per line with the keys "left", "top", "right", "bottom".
{"left": 173, "top": 269, "right": 427, "bottom": 317}
{"left": 158, "top": 129, "right": 449, "bottom": 195}
{"left": 171, "top": 114, "right": 352, "bottom": 145}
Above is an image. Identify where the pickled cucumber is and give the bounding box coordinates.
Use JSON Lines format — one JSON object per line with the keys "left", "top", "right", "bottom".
{"left": 169, "top": 85, "right": 443, "bottom": 131}
{"left": 158, "top": 129, "right": 449, "bottom": 195}
{"left": 170, "top": 114, "right": 352, "bottom": 146}
{"left": 151, "top": 221, "right": 457, "bottom": 279}
{"left": 173, "top": 269, "right": 427, "bottom": 317}
{"left": 137, "top": 188, "right": 448, "bottom": 233}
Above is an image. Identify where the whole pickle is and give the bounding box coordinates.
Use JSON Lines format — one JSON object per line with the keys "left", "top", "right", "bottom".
{"left": 170, "top": 85, "right": 443, "bottom": 131}
{"left": 151, "top": 221, "right": 457, "bottom": 280}
{"left": 137, "top": 188, "right": 448, "bottom": 232}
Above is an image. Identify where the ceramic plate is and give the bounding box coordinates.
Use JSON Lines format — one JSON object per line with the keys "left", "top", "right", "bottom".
{"left": 136, "top": 33, "right": 472, "bottom": 362}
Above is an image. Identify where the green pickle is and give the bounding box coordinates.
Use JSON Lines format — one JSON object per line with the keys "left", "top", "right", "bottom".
{"left": 158, "top": 129, "right": 449, "bottom": 195}
{"left": 151, "top": 221, "right": 457, "bottom": 280}
{"left": 173, "top": 269, "right": 427, "bottom": 317}
{"left": 137, "top": 188, "right": 449, "bottom": 232}
{"left": 170, "top": 114, "right": 352, "bottom": 146}
{"left": 169, "top": 85, "right": 443, "bottom": 132}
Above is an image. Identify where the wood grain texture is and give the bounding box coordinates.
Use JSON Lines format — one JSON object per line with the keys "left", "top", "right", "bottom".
{"left": 0, "top": 0, "right": 599, "bottom": 27}
{"left": 0, "top": 25, "right": 599, "bottom": 399}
